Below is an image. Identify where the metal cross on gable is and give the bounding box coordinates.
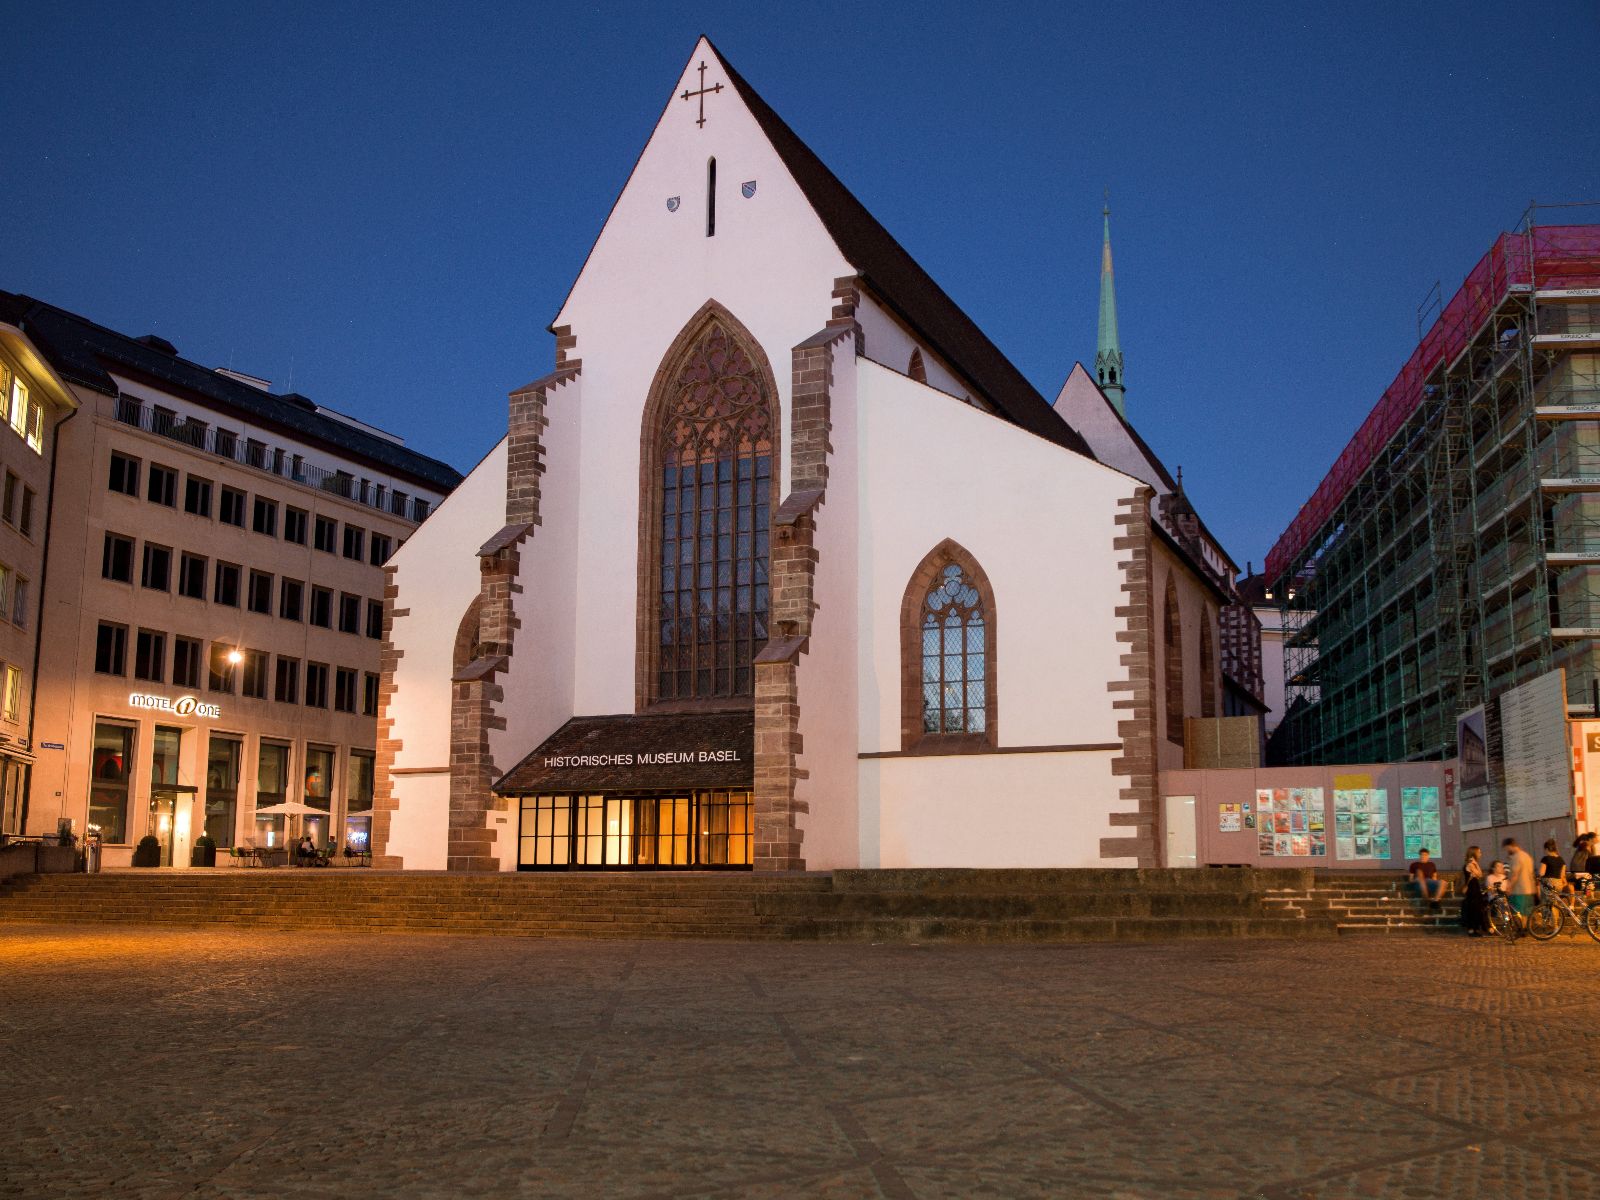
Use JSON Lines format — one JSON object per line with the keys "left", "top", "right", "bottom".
{"left": 680, "top": 60, "right": 723, "bottom": 128}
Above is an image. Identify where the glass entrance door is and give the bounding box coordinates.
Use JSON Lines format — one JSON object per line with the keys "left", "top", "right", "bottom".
{"left": 149, "top": 726, "right": 183, "bottom": 867}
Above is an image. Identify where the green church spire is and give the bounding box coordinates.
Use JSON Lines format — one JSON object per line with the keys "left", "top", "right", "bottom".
{"left": 1095, "top": 200, "right": 1126, "bottom": 416}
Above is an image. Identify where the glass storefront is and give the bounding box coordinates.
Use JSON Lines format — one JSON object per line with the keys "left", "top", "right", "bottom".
{"left": 255, "top": 741, "right": 289, "bottom": 847}
{"left": 303, "top": 745, "right": 334, "bottom": 848}
{"left": 345, "top": 749, "right": 374, "bottom": 853}
{"left": 148, "top": 725, "right": 183, "bottom": 866}
{"left": 518, "top": 791, "right": 752, "bottom": 870}
{"left": 89, "top": 721, "right": 135, "bottom": 844}
{"left": 205, "top": 735, "right": 241, "bottom": 847}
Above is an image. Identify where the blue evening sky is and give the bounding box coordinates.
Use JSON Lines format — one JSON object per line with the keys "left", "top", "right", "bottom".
{"left": 5, "top": 1, "right": 1597, "bottom": 569}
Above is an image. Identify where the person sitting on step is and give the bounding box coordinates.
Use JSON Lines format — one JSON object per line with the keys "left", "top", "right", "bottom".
{"left": 1406, "top": 847, "right": 1448, "bottom": 911}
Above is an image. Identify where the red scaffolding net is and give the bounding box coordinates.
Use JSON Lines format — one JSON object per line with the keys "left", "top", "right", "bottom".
{"left": 1265, "top": 225, "right": 1600, "bottom": 582}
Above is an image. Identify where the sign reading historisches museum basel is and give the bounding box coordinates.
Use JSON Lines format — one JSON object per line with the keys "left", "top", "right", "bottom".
{"left": 496, "top": 712, "right": 756, "bottom": 795}
{"left": 127, "top": 692, "right": 222, "bottom": 720}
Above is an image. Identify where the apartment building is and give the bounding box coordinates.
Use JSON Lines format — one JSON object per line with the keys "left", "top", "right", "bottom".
{"left": 0, "top": 305, "right": 79, "bottom": 836}
{"left": 2, "top": 292, "right": 461, "bottom": 866}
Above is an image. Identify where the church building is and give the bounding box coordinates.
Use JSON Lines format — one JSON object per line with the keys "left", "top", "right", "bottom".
{"left": 377, "top": 38, "right": 1238, "bottom": 873}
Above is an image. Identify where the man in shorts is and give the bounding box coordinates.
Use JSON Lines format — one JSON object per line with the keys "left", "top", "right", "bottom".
{"left": 1503, "top": 837, "right": 1537, "bottom": 924}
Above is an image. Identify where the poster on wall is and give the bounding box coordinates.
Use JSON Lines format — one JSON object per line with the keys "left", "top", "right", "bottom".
{"left": 1333, "top": 787, "right": 1391, "bottom": 860}
{"left": 1400, "top": 787, "right": 1442, "bottom": 858}
{"left": 1219, "top": 803, "right": 1242, "bottom": 833}
{"left": 1254, "top": 787, "right": 1327, "bottom": 856}
{"left": 1500, "top": 669, "right": 1572, "bottom": 825}
{"left": 1456, "top": 706, "right": 1491, "bottom": 831}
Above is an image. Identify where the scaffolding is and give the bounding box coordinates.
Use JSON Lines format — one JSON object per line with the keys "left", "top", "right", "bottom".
{"left": 1268, "top": 210, "right": 1600, "bottom": 765}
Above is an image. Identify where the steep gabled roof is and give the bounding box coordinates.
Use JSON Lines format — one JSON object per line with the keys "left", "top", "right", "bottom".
{"left": 1, "top": 290, "right": 462, "bottom": 491}
{"left": 712, "top": 42, "right": 1093, "bottom": 459}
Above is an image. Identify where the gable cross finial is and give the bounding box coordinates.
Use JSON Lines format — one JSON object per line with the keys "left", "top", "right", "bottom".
{"left": 680, "top": 61, "right": 724, "bottom": 129}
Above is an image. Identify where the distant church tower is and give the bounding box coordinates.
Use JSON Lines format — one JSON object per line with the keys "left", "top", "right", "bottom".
{"left": 1095, "top": 202, "right": 1126, "bottom": 416}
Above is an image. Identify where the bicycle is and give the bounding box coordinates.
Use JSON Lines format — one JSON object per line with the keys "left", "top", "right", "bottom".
{"left": 1485, "top": 887, "right": 1522, "bottom": 943}
{"left": 1527, "top": 877, "right": 1600, "bottom": 943}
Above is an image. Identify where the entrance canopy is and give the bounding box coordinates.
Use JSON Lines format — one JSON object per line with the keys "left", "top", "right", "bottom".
{"left": 494, "top": 710, "right": 754, "bottom": 795}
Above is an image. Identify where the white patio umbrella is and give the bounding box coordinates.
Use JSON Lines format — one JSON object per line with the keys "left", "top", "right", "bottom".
{"left": 252, "top": 801, "right": 323, "bottom": 816}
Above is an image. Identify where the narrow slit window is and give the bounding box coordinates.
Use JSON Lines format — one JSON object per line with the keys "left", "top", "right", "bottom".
{"left": 706, "top": 157, "right": 716, "bottom": 237}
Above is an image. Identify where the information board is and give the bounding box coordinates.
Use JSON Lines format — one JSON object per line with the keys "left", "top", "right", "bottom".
{"left": 1500, "top": 670, "right": 1571, "bottom": 825}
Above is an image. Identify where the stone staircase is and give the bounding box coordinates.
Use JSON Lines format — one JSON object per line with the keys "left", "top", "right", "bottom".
{"left": 1261, "top": 872, "right": 1463, "bottom": 935}
{"left": 0, "top": 867, "right": 1342, "bottom": 943}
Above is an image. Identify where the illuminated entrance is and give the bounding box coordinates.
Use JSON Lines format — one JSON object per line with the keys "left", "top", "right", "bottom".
{"left": 517, "top": 791, "right": 752, "bottom": 870}
{"left": 496, "top": 710, "right": 755, "bottom": 872}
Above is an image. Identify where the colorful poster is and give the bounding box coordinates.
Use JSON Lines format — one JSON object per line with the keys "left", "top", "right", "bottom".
{"left": 1274, "top": 835, "right": 1293, "bottom": 857}
{"left": 1290, "top": 836, "right": 1310, "bottom": 857}
{"left": 1334, "top": 788, "right": 1391, "bottom": 860}
{"left": 1258, "top": 832, "right": 1275, "bottom": 855}
{"left": 1310, "top": 834, "right": 1328, "bottom": 856}
{"left": 1219, "top": 803, "right": 1242, "bottom": 833}
{"left": 1400, "top": 786, "right": 1442, "bottom": 856}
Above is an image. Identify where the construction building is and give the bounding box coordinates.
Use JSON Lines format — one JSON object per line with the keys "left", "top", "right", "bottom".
{"left": 1267, "top": 214, "right": 1600, "bottom": 765}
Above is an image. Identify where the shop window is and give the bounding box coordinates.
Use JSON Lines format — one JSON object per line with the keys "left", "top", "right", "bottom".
{"left": 206, "top": 735, "right": 241, "bottom": 849}
{"left": 172, "top": 637, "right": 201, "bottom": 689}
{"left": 256, "top": 741, "right": 290, "bottom": 847}
{"left": 899, "top": 541, "right": 997, "bottom": 751}
{"left": 109, "top": 452, "right": 141, "bottom": 496}
{"left": 147, "top": 463, "right": 177, "bottom": 507}
{"left": 141, "top": 544, "right": 172, "bottom": 592}
{"left": 102, "top": 532, "right": 134, "bottom": 583}
{"left": 642, "top": 309, "right": 776, "bottom": 703}
{"left": 134, "top": 629, "right": 166, "bottom": 682}
{"left": 89, "top": 721, "right": 135, "bottom": 843}
{"left": 304, "top": 746, "right": 334, "bottom": 822}
{"left": 178, "top": 553, "right": 208, "bottom": 599}
{"left": 95, "top": 622, "right": 127, "bottom": 675}
{"left": 345, "top": 750, "right": 374, "bottom": 853}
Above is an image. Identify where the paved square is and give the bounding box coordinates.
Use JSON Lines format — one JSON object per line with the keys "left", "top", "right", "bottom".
{"left": 2, "top": 926, "right": 1598, "bottom": 1199}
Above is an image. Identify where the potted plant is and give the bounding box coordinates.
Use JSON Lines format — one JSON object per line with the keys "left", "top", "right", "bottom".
{"left": 190, "top": 835, "right": 217, "bottom": 868}
{"left": 132, "top": 835, "right": 162, "bottom": 868}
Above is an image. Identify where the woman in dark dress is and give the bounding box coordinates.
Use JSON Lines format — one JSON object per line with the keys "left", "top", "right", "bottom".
{"left": 1460, "top": 845, "right": 1490, "bottom": 936}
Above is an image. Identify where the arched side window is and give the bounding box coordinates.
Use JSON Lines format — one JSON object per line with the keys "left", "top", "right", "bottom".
{"left": 1164, "top": 577, "right": 1184, "bottom": 745}
{"left": 908, "top": 347, "right": 926, "bottom": 384}
{"left": 638, "top": 304, "right": 779, "bottom": 708}
{"left": 900, "top": 540, "right": 998, "bottom": 751}
{"left": 453, "top": 595, "right": 485, "bottom": 670}
{"left": 1199, "top": 614, "right": 1216, "bottom": 719}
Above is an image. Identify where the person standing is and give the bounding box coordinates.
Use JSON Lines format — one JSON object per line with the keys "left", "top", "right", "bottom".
{"left": 1538, "top": 838, "right": 1571, "bottom": 896}
{"left": 1460, "top": 845, "right": 1489, "bottom": 936}
{"left": 1572, "top": 832, "right": 1598, "bottom": 881}
{"left": 1503, "top": 838, "right": 1537, "bottom": 925}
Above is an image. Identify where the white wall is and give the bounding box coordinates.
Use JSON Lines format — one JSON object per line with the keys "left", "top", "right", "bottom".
{"left": 855, "top": 295, "right": 971, "bottom": 401}
{"left": 856, "top": 360, "right": 1139, "bottom": 866}
{"left": 793, "top": 340, "right": 860, "bottom": 870}
{"left": 554, "top": 38, "right": 853, "bottom": 719}
{"left": 1052, "top": 363, "right": 1166, "bottom": 494}
{"left": 385, "top": 439, "right": 508, "bottom": 869}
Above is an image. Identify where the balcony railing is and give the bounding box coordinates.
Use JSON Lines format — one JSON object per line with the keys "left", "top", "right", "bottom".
{"left": 114, "top": 398, "right": 431, "bottom": 523}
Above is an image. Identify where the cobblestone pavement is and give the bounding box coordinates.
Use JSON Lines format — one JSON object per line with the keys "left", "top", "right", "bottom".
{"left": 2, "top": 928, "right": 1599, "bottom": 1200}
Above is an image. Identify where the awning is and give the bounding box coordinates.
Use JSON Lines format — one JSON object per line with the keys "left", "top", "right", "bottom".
{"left": 494, "top": 710, "right": 754, "bottom": 795}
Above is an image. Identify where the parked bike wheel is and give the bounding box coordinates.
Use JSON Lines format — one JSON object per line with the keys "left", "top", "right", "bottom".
{"left": 1527, "top": 903, "right": 1563, "bottom": 941}
{"left": 1490, "top": 900, "right": 1520, "bottom": 943}
{"left": 1583, "top": 903, "right": 1600, "bottom": 945}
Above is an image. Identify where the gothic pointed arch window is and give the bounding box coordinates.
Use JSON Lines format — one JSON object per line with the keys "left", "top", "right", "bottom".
{"left": 638, "top": 305, "right": 779, "bottom": 707}
{"left": 1164, "top": 577, "right": 1185, "bottom": 745}
{"left": 1199, "top": 612, "right": 1216, "bottom": 719}
{"left": 908, "top": 347, "right": 926, "bottom": 384}
{"left": 900, "top": 540, "right": 998, "bottom": 751}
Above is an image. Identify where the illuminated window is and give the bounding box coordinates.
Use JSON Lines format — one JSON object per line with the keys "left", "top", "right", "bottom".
{"left": 9, "top": 375, "right": 28, "bottom": 437}
{"left": 516, "top": 791, "right": 752, "bottom": 870}
{"left": 646, "top": 315, "right": 775, "bottom": 702}
{"left": 2, "top": 665, "right": 20, "bottom": 722}
{"left": 205, "top": 736, "right": 241, "bottom": 848}
{"left": 89, "top": 721, "right": 135, "bottom": 843}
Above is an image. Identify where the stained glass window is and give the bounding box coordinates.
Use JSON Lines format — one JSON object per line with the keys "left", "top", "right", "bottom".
{"left": 655, "top": 322, "right": 773, "bottom": 701}
{"left": 921, "top": 563, "right": 987, "bottom": 735}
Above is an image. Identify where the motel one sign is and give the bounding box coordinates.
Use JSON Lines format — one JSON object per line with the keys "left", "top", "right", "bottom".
{"left": 128, "top": 692, "right": 222, "bottom": 719}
